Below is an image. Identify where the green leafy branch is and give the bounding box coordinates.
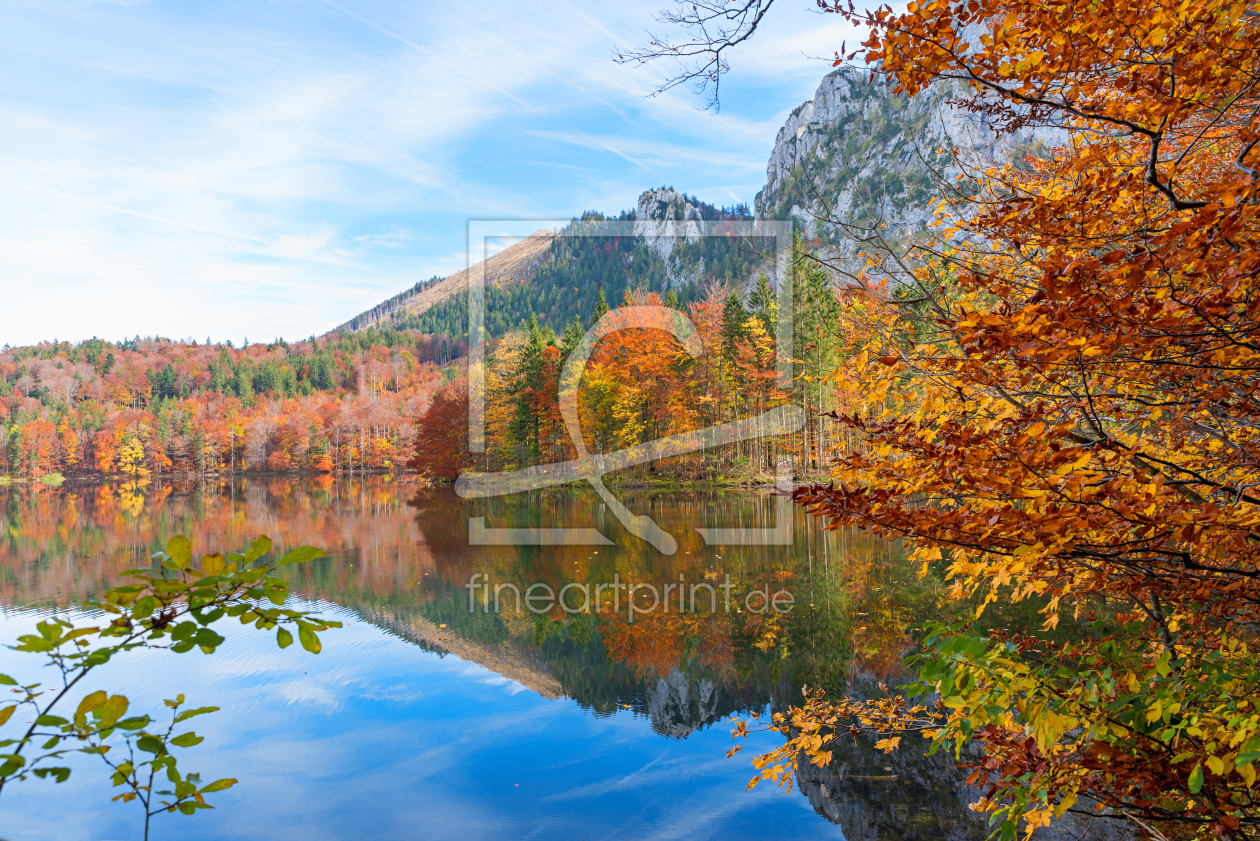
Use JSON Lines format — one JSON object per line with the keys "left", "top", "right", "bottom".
{"left": 0, "top": 534, "right": 340, "bottom": 837}
{"left": 93, "top": 694, "right": 237, "bottom": 840}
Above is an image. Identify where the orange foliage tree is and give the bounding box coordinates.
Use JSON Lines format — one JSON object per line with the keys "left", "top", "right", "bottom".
{"left": 727, "top": 0, "right": 1260, "bottom": 838}
{"left": 410, "top": 378, "right": 473, "bottom": 482}
{"left": 0, "top": 331, "right": 447, "bottom": 480}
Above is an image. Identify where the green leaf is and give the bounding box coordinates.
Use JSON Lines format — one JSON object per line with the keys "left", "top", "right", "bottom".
{"left": 200, "top": 553, "right": 226, "bottom": 576}
{"left": 169, "top": 732, "right": 204, "bottom": 748}
{"left": 173, "top": 707, "right": 219, "bottom": 724}
{"left": 193, "top": 629, "right": 225, "bottom": 649}
{"left": 0, "top": 706, "right": 15, "bottom": 727}
{"left": 116, "top": 716, "right": 150, "bottom": 731}
{"left": 298, "top": 625, "right": 321, "bottom": 654}
{"left": 243, "top": 535, "right": 273, "bottom": 564}
{"left": 1188, "top": 763, "right": 1204, "bottom": 793}
{"left": 167, "top": 535, "right": 193, "bottom": 570}
{"left": 14, "top": 637, "right": 55, "bottom": 653}
{"left": 199, "top": 778, "right": 237, "bottom": 794}
{"left": 276, "top": 627, "right": 293, "bottom": 649}
{"left": 136, "top": 735, "right": 165, "bottom": 754}
{"left": 0, "top": 675, "right": 16, "bottom": 686}
{"left": 194, "top": 607, "right": 225, "bottom": 626}
{"left": 93, "top": 695, "right": 130, "bottom": 726}
{"left": 1237, "top": 736, "right": 1260, "bottom": 767}
{"left": 133, "top": 596, "right": 157, "bottom": 619}
{"left": 278, "top": 546, "right": 325, "bottom": 567}
{"left": 35, "top": 714, "right": 69, "bottom": 726}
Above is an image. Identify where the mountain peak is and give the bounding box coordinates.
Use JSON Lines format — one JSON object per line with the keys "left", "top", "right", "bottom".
{"left": 634, "top": 188, "right": 705, "bottom": 257}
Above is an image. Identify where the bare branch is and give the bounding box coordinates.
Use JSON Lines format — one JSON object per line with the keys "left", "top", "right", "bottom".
{"left": 614, "top": 0, "right": 779, "bottom": 111}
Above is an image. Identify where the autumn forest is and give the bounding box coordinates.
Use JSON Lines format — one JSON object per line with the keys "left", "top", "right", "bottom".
{"left": 1, "top": 237, "right": 847, "bottom": 485}
{"left": 4, "top": 0, "right": 1260, "bottom": 839}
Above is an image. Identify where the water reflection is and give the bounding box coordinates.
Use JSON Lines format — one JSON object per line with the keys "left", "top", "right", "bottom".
{"left": 0, "top": 477, "right": 1114, "bottom": 840}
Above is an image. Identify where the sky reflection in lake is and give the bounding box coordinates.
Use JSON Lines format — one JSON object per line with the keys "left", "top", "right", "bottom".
{"left": 0, "top": 477, "right": 996, "bottom": 841}
{"left": 0, "top": 604, "right": 835, "bottom": 841}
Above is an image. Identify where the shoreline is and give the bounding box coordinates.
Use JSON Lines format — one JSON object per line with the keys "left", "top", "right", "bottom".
{"left": 0, "top": 470, "right": 825, "bottom": 491}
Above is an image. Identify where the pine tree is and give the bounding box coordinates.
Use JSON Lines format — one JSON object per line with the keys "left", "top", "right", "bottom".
{"left": 560, "top": 316, "right": 585, "bottom": 361}
{"left": 233, "top": 365, "right": 253, "bottom": 404}
{"left": 748, "top": 272, "right": 777, "bottom": 338}
{"left": 159, "top": 364, "right": 177, "bottom": 399}
{"left": 721, "top": 294, "right": 749, "bottom": 361}
{"left": 510, "top": 315, "right": 548, "bottom": 460}
{"left": 592, "top": 288, "right": 610, "bottom": 325}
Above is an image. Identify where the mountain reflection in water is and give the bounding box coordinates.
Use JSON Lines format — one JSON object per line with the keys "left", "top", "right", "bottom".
{"left": 0, "top": 477, "right": 1123, "bottom": 841}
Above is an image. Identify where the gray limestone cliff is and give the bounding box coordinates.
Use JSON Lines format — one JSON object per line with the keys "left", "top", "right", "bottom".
{"left": 754, "top": 66, "right": 1063, "bottom": 251}
{"left": 634, "top": 187, "right": 705, "bottom": 257}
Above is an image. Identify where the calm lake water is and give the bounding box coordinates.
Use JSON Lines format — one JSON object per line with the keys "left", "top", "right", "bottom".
{"left": 0, "top": 477, "right": 1110, "bottom": 841}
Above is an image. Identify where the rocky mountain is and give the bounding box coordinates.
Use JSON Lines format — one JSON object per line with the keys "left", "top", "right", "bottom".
{"left": 332, "top": 191, "right": 757, "bottom": 341}
{"left": 334, "top": 63, "right": 1063, "bottom": 336}
{"left": 634, "top": 187, "right": 705, "bottom": 256}
{"left": 755, "top": 65, "right": 1063, "bottom": 262}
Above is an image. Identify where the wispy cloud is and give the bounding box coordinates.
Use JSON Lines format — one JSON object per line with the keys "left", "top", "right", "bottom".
{"left": 0, "top": 0, "right": 844, "bottom": 345}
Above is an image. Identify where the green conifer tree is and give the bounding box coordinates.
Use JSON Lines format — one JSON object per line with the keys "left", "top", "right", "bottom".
{"left": 721, "top": 294, "right": 749, "bottom": 360}
{"left": 510, "top": 314, "right": 548, "bottom": 461}
{"left": 592, "top": 288, "right": 610, "bottom": 325}
{"left": 748, "top": 272, "right": 777, "bottom": 338}
{"left": 560, "top": 316, "right": 585, "bottom": 361}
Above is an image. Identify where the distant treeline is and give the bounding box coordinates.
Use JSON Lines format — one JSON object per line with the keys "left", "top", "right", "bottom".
{"left": 414, "top": 238, "right": 851, "bottom": 483}
{"left": 332, "top": 275, "right": 444, "bottom": 333}
{"left": 0, "top": 327, "right": 458, "bottom": 480}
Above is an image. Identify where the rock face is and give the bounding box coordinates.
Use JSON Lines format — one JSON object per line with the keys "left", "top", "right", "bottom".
{"left": 634, "top": 187, "right": 705, "bottom": 257}
{"left": 645, "top": 669, "right": 722, "bottom": 738}
{"left": 754, "top": 66, "right": 1063, "bottom": 247}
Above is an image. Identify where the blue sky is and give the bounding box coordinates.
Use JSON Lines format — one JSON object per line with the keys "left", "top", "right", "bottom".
{"left": 0, "top": 0, "right": 862, "bottom": 347}
{"left": 0, "top": 605, "right": 843, "bottom": 841}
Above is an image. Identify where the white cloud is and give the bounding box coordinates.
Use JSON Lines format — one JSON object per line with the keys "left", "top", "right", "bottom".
{"left": 275, "top": 226, "right": 339, "bottom": 257}
{"left": 0, "top": 0, "right": 845, "bottom": 345}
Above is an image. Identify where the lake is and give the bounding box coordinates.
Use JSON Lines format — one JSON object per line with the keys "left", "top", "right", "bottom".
{"left": 0, "top": 477, "right": 1110, "bottom": 841}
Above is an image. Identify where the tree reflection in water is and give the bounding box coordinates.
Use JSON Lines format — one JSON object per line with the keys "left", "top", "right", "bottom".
{"left": 0, "top": 477, "right": 1124, "bottom": 840}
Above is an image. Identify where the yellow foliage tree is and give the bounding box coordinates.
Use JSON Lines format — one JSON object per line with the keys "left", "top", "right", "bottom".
{"left": 115, "top": 436, "right": 149, "bottom": 480}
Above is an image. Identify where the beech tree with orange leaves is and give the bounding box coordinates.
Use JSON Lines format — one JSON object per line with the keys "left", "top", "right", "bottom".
{"left": 635, "top": 0, "right": 1260, "bottom": 838}
{"left": 410, "top": 377, "right": 474, "bottom": 482}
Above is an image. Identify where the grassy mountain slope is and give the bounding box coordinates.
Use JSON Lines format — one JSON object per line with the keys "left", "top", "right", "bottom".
{"left": 332, "top": 230, "right": 556, "bottom": 334}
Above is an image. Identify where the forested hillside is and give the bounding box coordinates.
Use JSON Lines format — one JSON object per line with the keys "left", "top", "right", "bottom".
{"left": 0, "top": 328, "right": 459, "bottom": 480}
{"left": 413, "top": 242, "right": 848, "bottom": 483}
{"left": 374, "top": 200, "right": 760, "bottom": 342}
{"left": 1, "top": 193, "right": 812, "bottom": 484}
